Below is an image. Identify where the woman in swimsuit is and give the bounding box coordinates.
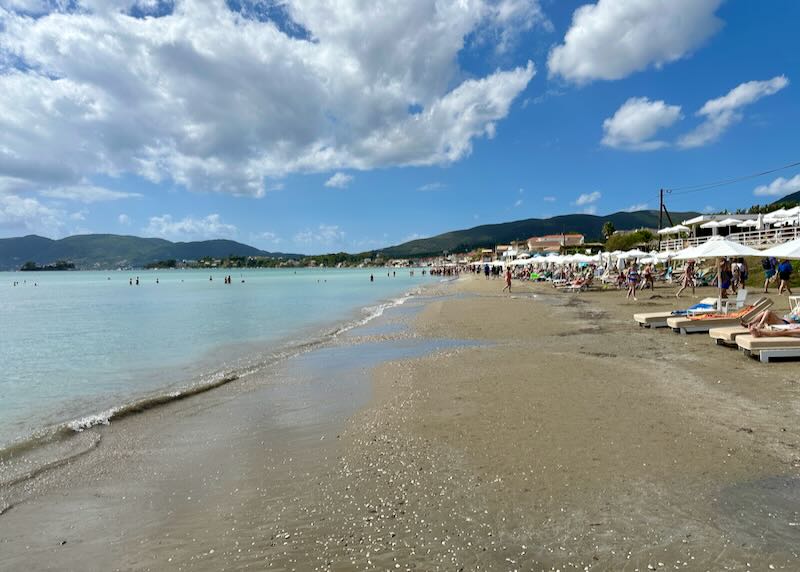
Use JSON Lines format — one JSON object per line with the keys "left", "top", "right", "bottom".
{"left": 747, "top": 307, "right": 800, "bottom": 336}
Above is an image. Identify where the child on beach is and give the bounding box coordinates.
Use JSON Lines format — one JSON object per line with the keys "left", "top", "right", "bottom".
{"left": 626, "top": 263, "right": 639, "bottom": 301}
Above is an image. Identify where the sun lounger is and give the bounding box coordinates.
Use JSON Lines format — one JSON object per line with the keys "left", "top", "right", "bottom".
{"left": 736, "top": 334, "right": 800, "bottom": 363}
{"left": 633, "top": 297, "right": 718, "bottom": 328}
{"left": 666, "top": 297, "right": 773, "bottom": 335}
{"left": 708, "top": 325, "right": 750, "bottom": 346}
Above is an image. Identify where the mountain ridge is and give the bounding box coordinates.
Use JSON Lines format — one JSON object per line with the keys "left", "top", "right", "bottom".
{"left": 374, "top": 209, "right": 700, "bottom": 258}
{"left": 0, "top": 234, "right": 301, "bottom": 270}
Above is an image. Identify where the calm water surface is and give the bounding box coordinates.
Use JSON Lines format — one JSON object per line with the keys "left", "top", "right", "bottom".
{"left": 0, "top": 268, "right": 434, "bottom": 447}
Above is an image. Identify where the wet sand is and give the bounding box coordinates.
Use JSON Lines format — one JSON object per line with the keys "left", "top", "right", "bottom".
{"left": 2, "top": 277, "right": 799, "bottom": 570}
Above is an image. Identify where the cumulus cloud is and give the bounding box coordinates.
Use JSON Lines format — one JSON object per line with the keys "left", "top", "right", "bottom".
{"left": 293, "top": 224, "right": 346, "bottom": 250}
{"left": 548, "top": 0, "right": 723, "bottom": 83}
{"left": 0, "top": 193, "right": 65, "bottom": 235}
{"left": 144, "top": 213, "right": 237, "bottom": 240}
{"left": 324, "top": 172, "right": 353, "bottom": 189}
{"left": 574, "top": 191, "right": 601, "bottom": 206}
{"left": 678, "top": 76, "right": 790, "bottom": 148}
{"left": 602, "top": 97, "right": 682, "bottom": 150}
{"left": 118, "top": 213, "right": 131, "bottom": 225}
{"left": 624, "top": 203, "right": 649, "bottom": 212}
{"left": 753, "top": 174, "right": 800, "bottom": 197}
{"left": 40, "top": 185, "right": 142, "bottom": 203}
{"left": 0, "top": 0, "right": 535, "bottom": 197}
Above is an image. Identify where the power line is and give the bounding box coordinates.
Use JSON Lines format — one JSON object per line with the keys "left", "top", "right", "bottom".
{"left": 665, "top": 159, "right": 800, "bottom": 196}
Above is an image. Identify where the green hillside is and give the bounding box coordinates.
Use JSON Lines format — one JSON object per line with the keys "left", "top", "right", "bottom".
{"left": 376, "top": 210, "right": 699, "bottom": 258}
{"left": 773, "top": 189, "right": 800, "bottom": 205}
{"left": 0, "top": 234, "right": 300, "bottom": 270}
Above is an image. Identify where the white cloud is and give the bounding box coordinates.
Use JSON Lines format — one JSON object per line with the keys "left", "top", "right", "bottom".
{"left": 40, "top": 184, "right": 142, "bottom": 203}
{"left": 483, "top": 0, "right": 551, "bottom": 54}
{"left": 753, "top": 174, "right": 800, "bottom": 197}
{"left": 678, "top": 76, "right": 790, "bottom": 148}
{"left": 417, "top": 182, "right": 445, "bottom": 192}
{"left": 548, "top": 0, "right": 723, "bottom": 83}
{"left": 543, "top": 196, "right": 556, "bottom": 202}
{"left": 118, "top": 213, "right": 131, "bottom": 225}
{"left": 0, "top": 0, "right": 535, "bottom": 197}
{"left": 513, "top": 198, "right": 523, "bottom": 207}
{"left": 293, "top": 224, "right": 346, "bottom": 249}
{"left": 602, "top": 97, "right": 682, "bottom": 150}
{"left": 581, "top": 206, "right": 598, "bottom": 215}
{"left": 574, "top": 191, "right": 601, "bottom": 206}
{"left": 144, "top": 213, "right": 237, "bottom": 240}
{"left": 324, "top": 172, "right": 353, "bottom": 189}
{"left": 254, "top": 230, "right": 282, "bottom": 244}
{"left": 0, "top": 193, "right": 64, "bottom": 235}
{"left": 624, "top": 203, "right": 649, "bottom": 212}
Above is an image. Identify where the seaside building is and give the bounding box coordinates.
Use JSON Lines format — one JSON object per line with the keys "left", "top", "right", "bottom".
{"left": 527, "top": 233, "right": 585, "bottom": 254}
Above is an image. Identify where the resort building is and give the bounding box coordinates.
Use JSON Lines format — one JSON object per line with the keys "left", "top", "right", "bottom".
{"left": 527, "top": 233, "right": 585, "bottom": 253}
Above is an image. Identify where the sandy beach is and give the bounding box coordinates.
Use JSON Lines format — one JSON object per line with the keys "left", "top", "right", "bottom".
{"left": 2, "top": 276, "right": 799, "bottom": 571}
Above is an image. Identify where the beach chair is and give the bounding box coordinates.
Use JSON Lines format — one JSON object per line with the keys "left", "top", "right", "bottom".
{"left": 720, "top": 288, "right": 748, "bottom": 313}
{"left": 736, "top": 334, "right": 800, "bottom": 363}
{"left": 666, "top": 297, "right": 773, "bottom": 335}
{"left": 708, "top": 325, "right": 750, "bottom": 346}
{"left": 633, "top": 297, "right": 718, "bottom": 329}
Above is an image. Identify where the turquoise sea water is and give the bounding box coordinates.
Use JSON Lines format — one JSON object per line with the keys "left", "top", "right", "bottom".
{"left": 0, "top": 268, "right": 434, "bottom": 449}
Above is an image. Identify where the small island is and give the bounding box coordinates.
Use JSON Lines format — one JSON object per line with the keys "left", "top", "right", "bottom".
{"left": 20, "top": 260, "right": 76, "bottom": 271}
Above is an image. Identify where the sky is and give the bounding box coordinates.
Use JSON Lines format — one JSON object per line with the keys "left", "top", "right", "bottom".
{"left": 0, "top": 0, "right": 798, "bottom": 254}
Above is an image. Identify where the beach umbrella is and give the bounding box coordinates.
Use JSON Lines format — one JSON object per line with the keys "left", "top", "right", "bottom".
{"left": 672, "top": 224, "right": 690, "bottom": 233}
{"left": 717, "top": 218, "right": 743, "bottom": 227}
{"left": 759, "top": 238, "right": 800, "bottom": 259}
{"left": 675, "top": 237, "right": 764, "bottom": 311}
{"left": 764, "top": 209, "right": 788, "bottom": 224}
{"left": 673, "top": 245, "right": 699, "bottom": 260}
{"left": 657, "top": 226, "right": 675, "bottom": 235}
{"left": 675, "top": 236, "right": 762, "bottom": 259}
{"left": 737, "top": 219, "right": 758, "bottom": 228}
{"left": 625, "top": 248, "right": 648, "bottom": 258}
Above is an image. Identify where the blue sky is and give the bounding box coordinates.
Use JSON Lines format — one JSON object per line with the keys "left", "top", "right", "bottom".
{"left": 0, "top": 0, "right": 798, "bottom": 253}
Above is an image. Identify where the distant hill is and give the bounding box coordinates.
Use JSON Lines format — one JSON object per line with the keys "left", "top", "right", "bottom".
{"left": 0, "top": 234, "right": 301, "bottom": 270}
{"left": 376, "top": 210, "right": 699, "bottom": 258}
{"left": 773, "top": 190, "right": 800, "bottom": 205}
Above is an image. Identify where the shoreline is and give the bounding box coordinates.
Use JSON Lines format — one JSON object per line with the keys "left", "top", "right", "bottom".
{"left": 0, "top": 277, "right": 430, "bottom": 495}
{"left": 2, "top": 276, "right": 800, "bottom": 570}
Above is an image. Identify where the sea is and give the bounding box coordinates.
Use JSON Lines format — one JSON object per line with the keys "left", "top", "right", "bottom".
{"left": 0, "top": 268, "right": 435, "bottom": 454}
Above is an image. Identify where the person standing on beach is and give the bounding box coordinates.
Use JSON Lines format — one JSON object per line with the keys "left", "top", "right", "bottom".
{"left": 762, "top": 256, "right": 776, "bottom": 293}
{"left": 777, "top": 259, "right": 794, "bottom": 295}
{"left": 502, "top": 267, "right": 512, "bottom": 293}
{"left": 370, "top": 274, "right": 374, "bottom": 282}
{"left": 676, "top": 259, "right": 696, "bottom": 298}
{"left": 484, "top": 263, "right": 490, "bottom": 280}
{"left": 626, "top": 262, "right": 639, "bottom": 301}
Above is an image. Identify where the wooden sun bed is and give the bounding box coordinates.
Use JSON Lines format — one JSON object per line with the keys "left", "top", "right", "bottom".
{"left": 736, "top": 334, "right": 800, "bottom": 363}
{"left": 633, "top": 297, "right": 718, "bottom": 328}
{"left": 666, "top": 297, "right": 772, "bottom": 335}
{"left": 708, "top": 325, "right": 750, "bottom": 346}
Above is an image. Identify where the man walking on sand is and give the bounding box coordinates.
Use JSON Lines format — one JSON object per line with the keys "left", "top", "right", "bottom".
{"left": 502, "top": 267, "right": 512, "bottom": 293}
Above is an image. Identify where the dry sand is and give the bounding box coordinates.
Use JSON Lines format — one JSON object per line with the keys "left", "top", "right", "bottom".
{"left": 2, "top": 276, "right": 799, "bottom": 571}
